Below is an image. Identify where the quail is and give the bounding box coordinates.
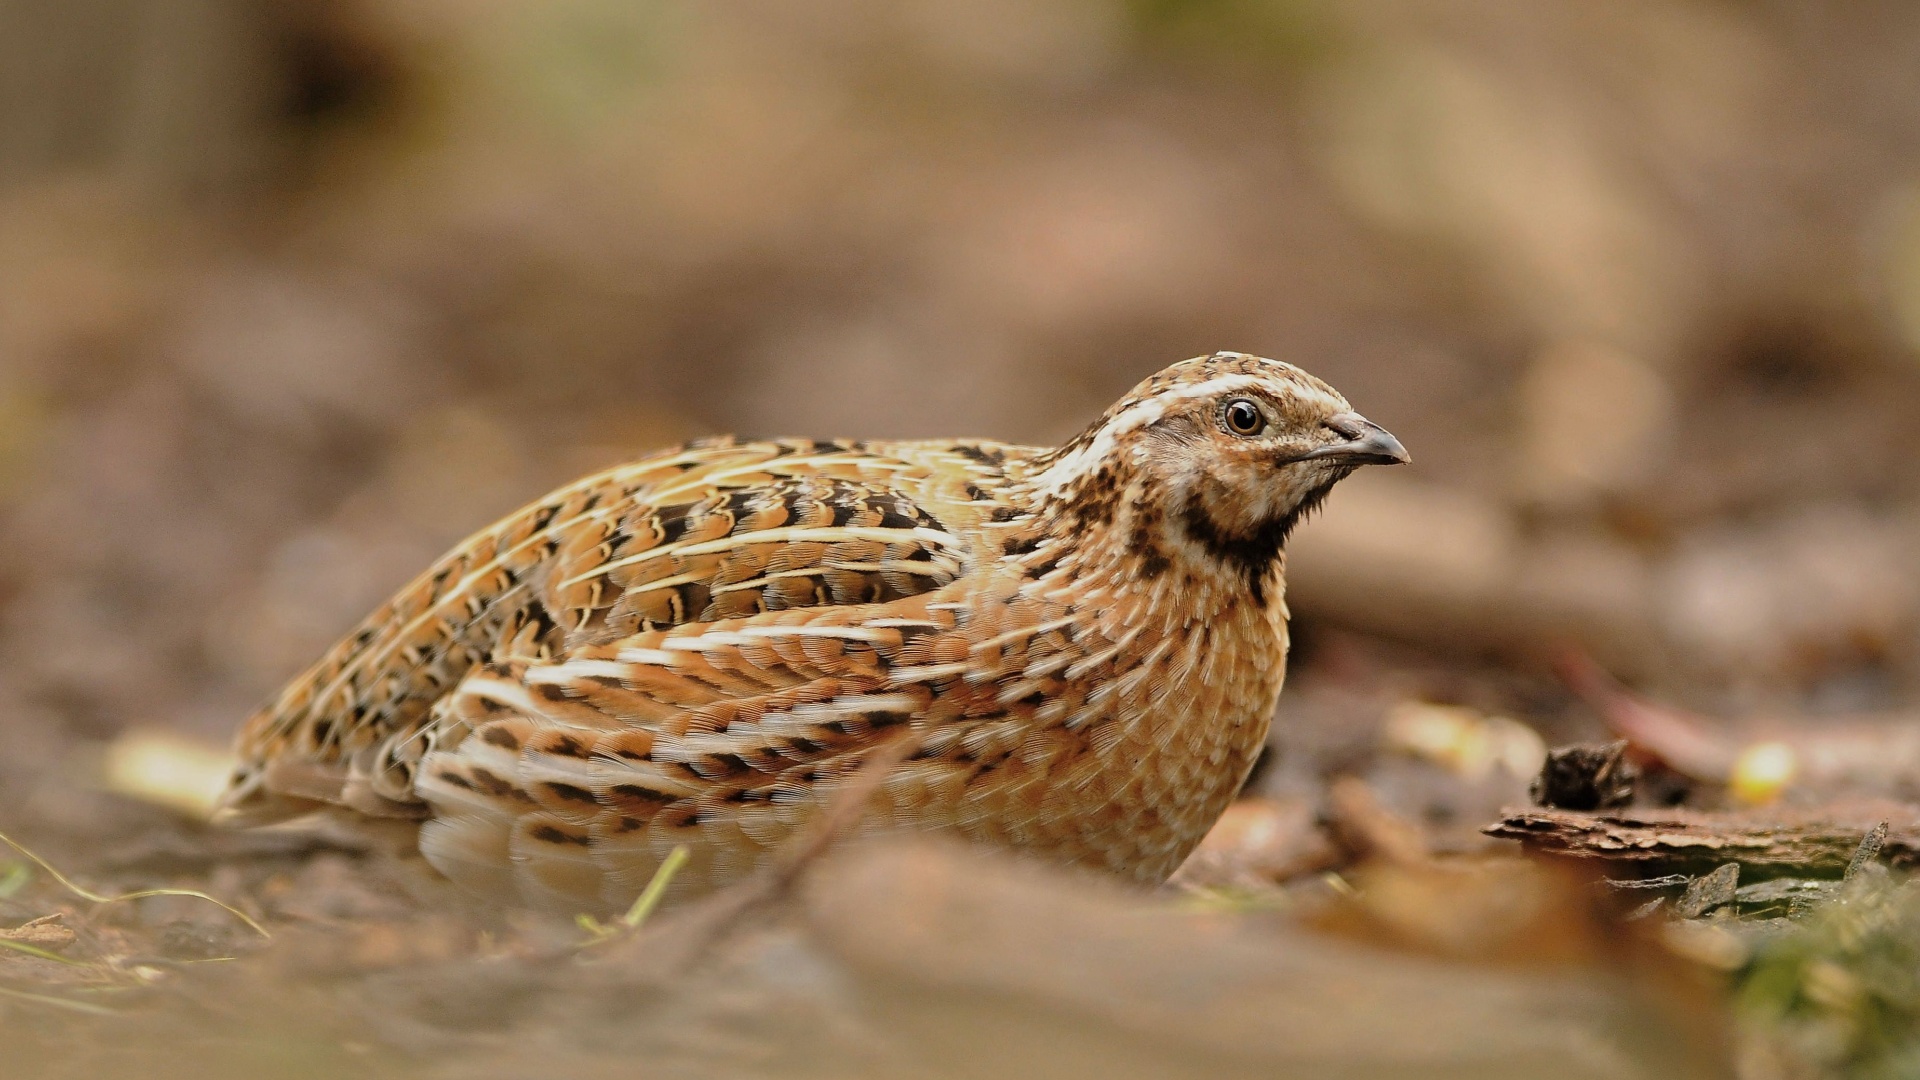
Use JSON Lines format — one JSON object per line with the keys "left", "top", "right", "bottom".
{"left": 217, "top": 353, "right": 1409, "bottom": 910}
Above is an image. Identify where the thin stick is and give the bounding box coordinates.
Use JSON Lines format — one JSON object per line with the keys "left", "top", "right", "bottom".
{"left": 767, "top": 727, "right": 924, "bottom": 888}
{"left": 611, "top": 728, "right": 924, "bottom": 973}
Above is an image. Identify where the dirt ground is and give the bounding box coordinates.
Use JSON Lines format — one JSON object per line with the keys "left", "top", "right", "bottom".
{"left": 7, "top": 2, "right": 1920, "bottom": 1077}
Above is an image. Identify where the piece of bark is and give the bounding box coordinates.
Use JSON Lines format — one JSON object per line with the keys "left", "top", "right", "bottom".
{"left": 1674, "top": 864, "right": 1739, "bottom": 919}
{"left": 1844, "top": 821, "right": 1889, "bottom": 883}
{"left": 0, "top": 914, "right": 75, "bottom": 951}
{"left": 1486, "top": 803, "right": 1920, "bottom": 874}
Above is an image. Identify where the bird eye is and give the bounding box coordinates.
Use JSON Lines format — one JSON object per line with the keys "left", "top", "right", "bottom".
{"left": 1222, "top": 398, "right": 1266, "bottom": 436}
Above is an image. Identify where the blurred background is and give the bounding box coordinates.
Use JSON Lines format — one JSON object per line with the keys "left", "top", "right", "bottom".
{"left": 8, "top": 0, "right": 1920, "bottom": 766}
{"left": 7, "top": 3, "right": 1920, "bottom": 1076}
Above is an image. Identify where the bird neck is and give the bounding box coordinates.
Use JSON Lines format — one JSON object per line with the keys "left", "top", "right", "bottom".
{"left": 1006, "top": 469, "right": 1289, "bottom": 631}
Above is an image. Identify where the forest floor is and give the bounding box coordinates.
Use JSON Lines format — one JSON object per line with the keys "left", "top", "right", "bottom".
{"left": 4, "top": 632, "right": 1915, "bottom": 1080}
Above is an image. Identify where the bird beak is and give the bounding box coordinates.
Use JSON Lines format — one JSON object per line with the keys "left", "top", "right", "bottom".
{"left": 1301, "top": 412, "right": 1411, "bottom": 466}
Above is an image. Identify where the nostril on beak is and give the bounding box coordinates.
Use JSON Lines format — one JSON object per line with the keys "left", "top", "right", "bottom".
{"left": 1304, "top": 412, "right": 1411, "bottom": 466}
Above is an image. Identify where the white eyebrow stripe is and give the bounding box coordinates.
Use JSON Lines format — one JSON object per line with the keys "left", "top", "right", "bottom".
{"left": 1030, "top": 374, "right": 1273, "bottom": 497}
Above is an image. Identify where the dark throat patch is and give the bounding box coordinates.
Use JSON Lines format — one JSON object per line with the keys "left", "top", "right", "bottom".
{"left": 1177, "top": 475, "right": 1344, "bottom": 606}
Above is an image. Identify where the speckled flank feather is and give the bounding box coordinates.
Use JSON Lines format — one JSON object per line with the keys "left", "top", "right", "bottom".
{"left": 219, "top": 352, "right": 1401, "bottom": 911}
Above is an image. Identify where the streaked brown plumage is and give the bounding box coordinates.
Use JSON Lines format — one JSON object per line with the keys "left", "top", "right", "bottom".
{"left": 217, "top": 352, "right": 1408, "bottom": 910}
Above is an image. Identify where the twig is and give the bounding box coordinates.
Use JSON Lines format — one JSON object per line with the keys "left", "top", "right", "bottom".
{"left": 765, "top": 727, "right": 925, "bottom": 890}
{"left": 608, "top": 728, "right": 924, "bottom": 973}
{"left": 1602, "top": 874, "right": 1690, "bottom": 892}
{"left": 1554, "top": 651, "right": 1734, "bottom": 780}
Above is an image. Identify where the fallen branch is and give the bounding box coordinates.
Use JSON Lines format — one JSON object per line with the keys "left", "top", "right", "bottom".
{"left": 1486, "top": 804, "right": 1920, "bottom": 874}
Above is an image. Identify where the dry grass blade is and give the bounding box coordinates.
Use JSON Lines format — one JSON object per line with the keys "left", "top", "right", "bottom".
{"left": 621, "top": 844, "right": 689, "bottom": 929}
{"left": 0, "top": 983, "right": 118, "bottom": 1016}
{"left": 576, "top": 844, "right": 692, "bottom": 945}
{"left": 0, "top": 829, "right": 269, "bottom": 939}
{"left": 0, "top": 937, "right": 83, "bottom": 966}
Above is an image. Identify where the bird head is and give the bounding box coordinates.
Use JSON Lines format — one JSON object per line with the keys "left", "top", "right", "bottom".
{"left": 1029, "top": 352, "right": 1408, "bottom": 600}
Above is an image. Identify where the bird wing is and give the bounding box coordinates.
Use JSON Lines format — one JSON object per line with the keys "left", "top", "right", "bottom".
{"left": 409, "top": 602, "right": 958, "bottom": 906}
{"left": 218, "top": 437, "right": 983, "bottom": 826}
{"left": 407, "top": 578, "right": 1121, "bottom": 908}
